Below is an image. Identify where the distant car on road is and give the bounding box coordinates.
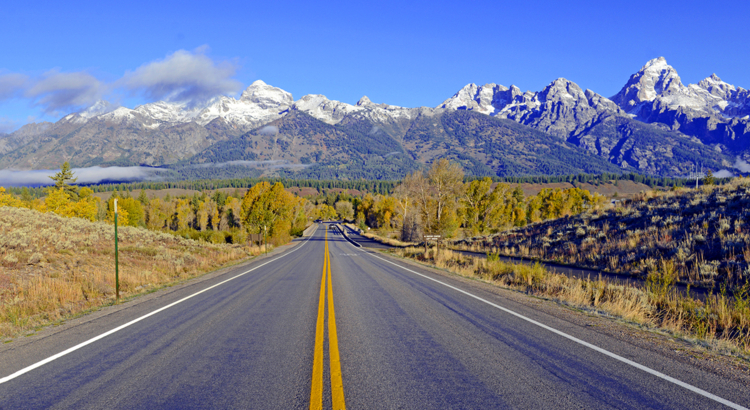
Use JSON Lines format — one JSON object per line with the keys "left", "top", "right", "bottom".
{"left": 314, "top": 219, "right": 322, "bottom": 223}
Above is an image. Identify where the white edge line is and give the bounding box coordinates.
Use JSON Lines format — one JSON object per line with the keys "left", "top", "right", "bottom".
{"left": 0, "top": 229, "right": 316, "bottom": 385}
{"left": 356, "top": 246, "right": 747, "bottom": 410}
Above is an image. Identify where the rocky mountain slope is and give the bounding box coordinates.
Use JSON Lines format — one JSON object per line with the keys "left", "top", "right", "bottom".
{"left": 610, "top": 57, "right": 750, "bottom": 151}
{"left": 0, "top": 58, "right": 745, "bottom": 178}
{"left": 189, "top": 108, "right": 626, "bottom": 179}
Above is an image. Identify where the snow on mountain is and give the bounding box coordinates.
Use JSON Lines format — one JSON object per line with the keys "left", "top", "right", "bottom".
{"left": 80, "top": 100, "right": 117, "bottom": 119}
{"left": 438, "top": 78, "right": 624, "bottom": 138}
{"left": 292, "top": 94, "right": 362, "bottom": 124}
{"left": 95, "top": 107, "right": 162, "bottom": 129}
{"left": 439, "top": 83, "right": 509, "bottom": 115}
{"left": 59, "top": 100, "right": 118, "bottom": 124}
{"left": 133, "top": 100, "right": 204, "bottom": 124}
{"left": 191, "top": 81, "right": 293, "bottom": 129}
{"left": 289, "top": 92, "right": 419, "bottom": 125}
{"left": 196, "top": 96, "right": 286, "bottom": 129}
{"left": 238, "top": 80, "right": 293, "bottom": 109}
{"left": 41, "top": 60, "right": 750, "bottom": 144}
{"left": 698, "top": 74, "right": 737, "bottom": 99}
{"left": 440, "top": 83, "right": 541, "bottom": 116}
{"left": 611, "top": 57, "right": 750, "bottom": 119}
{"left": 500, "top": 79, "right": 624, "bottom": 138}
{"left": 351, "top": 96, "right": 418, "bottom": 123}
{"left": 696, "top": 74, "right": 750, "bottom": 117}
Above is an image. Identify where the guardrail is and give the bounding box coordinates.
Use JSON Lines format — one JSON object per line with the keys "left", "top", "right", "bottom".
{"left": 336, "top": 224, "right": 361, "bottom": 248}
{"left": 343, "top": 223, "right": 363, "bottom": 234}
{"left": 302, "top": 223, "right": 318, "bottom": 237}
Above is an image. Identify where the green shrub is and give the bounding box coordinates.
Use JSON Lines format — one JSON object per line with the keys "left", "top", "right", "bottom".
{"left": 228, "top": 229, "right": 248, "bottom": 244}
{"left": 209, "top": 231, "right": 227, "bottom": 244}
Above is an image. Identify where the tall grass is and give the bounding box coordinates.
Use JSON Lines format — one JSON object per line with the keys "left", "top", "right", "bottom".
{"left": 394, "top": 247, "right": 750, "bottom": 354}
{"left": 451, "top": 178, "right": 750, "bottom": 292}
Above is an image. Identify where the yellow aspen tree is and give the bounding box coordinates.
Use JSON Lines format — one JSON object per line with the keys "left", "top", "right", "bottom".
{"left": 46, "top": 188, "right": 73, "bottom": 216}
{"left": 196, "top": 200, "right": 209, "bottom": 231}
{"left": 0, "top": 187, "right": 23, "bottom": 207}
{"left": 175, "top": 198, "right": 193, "bottom": 231}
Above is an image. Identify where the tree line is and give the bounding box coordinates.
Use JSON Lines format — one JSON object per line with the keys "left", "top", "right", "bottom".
{"left": 3, "top": 160, "right": 726, "bottom": 246}
{"left": 481, "top": 172, "right": 731, "bottom": 188}
{"left": 301, "top": 159, "right": 609, "bottom": 241}
{"left": 0, "top": 163, "right": 334, "bottom": 246}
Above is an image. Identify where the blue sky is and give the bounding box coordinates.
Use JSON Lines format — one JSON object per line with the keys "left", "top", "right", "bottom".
{"left": 1, "top": 0, "right": 748, "bottom": 132}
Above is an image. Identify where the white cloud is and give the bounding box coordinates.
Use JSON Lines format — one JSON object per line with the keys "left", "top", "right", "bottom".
{"left": 120, "top": 47, "right": 242, "bottom": 105}
{"left": 258, "top": 125, "right": 279, "bottom": 135}
{"left": 714, "top": 169, "right": 734, "bottom": 178}
{"left": 25, "top": 70, "right": 106, "bottom": 114}
{"left": 734, "top": 157, "right": 750, "bottom": 173}
{"left": 0, "top": 166, "right": 167, "bottom": 187}
{"left": 0, "top": 46, "right": 243, "bottom": 125}
{"left": 0, "top": 73, "right": 28, "bottom": 101}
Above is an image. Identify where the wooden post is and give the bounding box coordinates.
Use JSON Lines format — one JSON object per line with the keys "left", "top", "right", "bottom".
{"left": 114, "top": 199, "right": 120, "bottom": 303}
{"left": 423, "top": 234, "right": 441, "bottom": 259}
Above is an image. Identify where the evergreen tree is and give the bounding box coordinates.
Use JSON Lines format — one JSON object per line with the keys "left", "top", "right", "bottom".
{"left": 20, "top": 187, "right": 32, "bottom": 202}
{"left": 703, "top": 170, "right": 715, "bottom": 186}
{"left": 48, "top": 162, "right": 79, "bottom": 200}
{"left": 138, "top": 189, "right": 149, "bottom": 204}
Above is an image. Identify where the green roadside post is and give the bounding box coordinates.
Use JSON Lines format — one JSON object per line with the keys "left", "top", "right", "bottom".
{"left": 114, "top": 198, "right": 120, "bottom": 303}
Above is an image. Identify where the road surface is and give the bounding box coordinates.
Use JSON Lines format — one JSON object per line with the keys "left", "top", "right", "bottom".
{"left": 0, "top": 224, "right": 747, "bottom": 409}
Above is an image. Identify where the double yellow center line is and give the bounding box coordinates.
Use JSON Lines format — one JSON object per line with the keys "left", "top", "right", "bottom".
{"left": 310, "top": 230, "right": 346, "bottom": 410}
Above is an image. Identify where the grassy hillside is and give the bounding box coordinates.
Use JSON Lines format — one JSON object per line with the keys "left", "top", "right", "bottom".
{"left": 0, "top": 207, "right": 250, "bottom": 339}
{"left": 454, "top": 179, "right": 750, "bottom": 290}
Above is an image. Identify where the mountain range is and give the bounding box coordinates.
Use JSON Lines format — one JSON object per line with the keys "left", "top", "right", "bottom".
{"left": 1, "top": 57, "right": 747, "bottom": 179}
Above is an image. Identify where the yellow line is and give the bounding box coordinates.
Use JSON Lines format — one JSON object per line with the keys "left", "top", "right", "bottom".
{"left": 310, "top": 229, "right": 346, "bottom": 409}
{"left": 327, "top": 234, "right": 346, "bottom": 410}
{"left": 309, "top": 231, "right": 327, "bottom": 410}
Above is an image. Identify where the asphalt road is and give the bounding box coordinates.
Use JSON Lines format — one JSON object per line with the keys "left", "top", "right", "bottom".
{"left": 0, "top": 224, "right": 748, "bottom": 409}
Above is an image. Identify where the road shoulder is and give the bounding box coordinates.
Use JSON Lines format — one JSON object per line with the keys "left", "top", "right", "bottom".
{"left": 364, "top": 247, "right": 750, "bottom": 384}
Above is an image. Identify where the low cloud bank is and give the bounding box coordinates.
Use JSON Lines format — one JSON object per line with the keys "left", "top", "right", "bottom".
{"left": 714, "top": 170, "right": 734, "bottom": 178}
{"left": 0, "top": 166, "right": 168, "bottom": 187}
{"left": 713, "top": 157, "right": 750, "bottom": 179}
{"left": 258, "top": 125, "right": 279, "bottom": 136}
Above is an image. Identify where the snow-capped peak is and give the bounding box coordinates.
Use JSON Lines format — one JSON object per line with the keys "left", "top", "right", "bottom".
{"left": 611, "top": 57, "right": 750, "bottom": 120}
{"left": 641, "top": 56, "right": 669, "bottom": 71}
{"left": 293, "top": 94, "right": 363, "bottom": 124}
{"left": 540, "top": 78, "right": 585, "bottom": 100}
{"left": 697, "top": 74, "right": 737, "bottom": 98}
{"left": 356, "top": 96, "right": 373, "bottom": 106}
{"left": 79, "top": 100, "right": 117, "bottom": 119}
{"left": 239, "top": 80, "right": 293, "bottom": 109}
{"left": 59, "top": 100, "right": 119, "bottom": 124}
{"left": 611, "top": 56, "right": 686, "bottom": 115}
{"left": 133, "top": 100, "right": 205, "bottom": 123}
{"left": 438, "top": 83, "right": 510, "bottom": 115}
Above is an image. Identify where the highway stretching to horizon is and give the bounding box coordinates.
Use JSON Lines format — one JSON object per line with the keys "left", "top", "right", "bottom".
{"left": 0, "top": 224, "right": 748, "bottom": 409}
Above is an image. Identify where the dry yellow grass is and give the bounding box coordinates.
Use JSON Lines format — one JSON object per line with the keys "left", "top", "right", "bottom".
{"left": 393, "top": 246, "right": 750, "bottom": 355}
{"left": 0, "top": 206, "right": 255, "bottom": 339}
{"left": 452, "top": 178, "right": 750, "bottom": 291}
